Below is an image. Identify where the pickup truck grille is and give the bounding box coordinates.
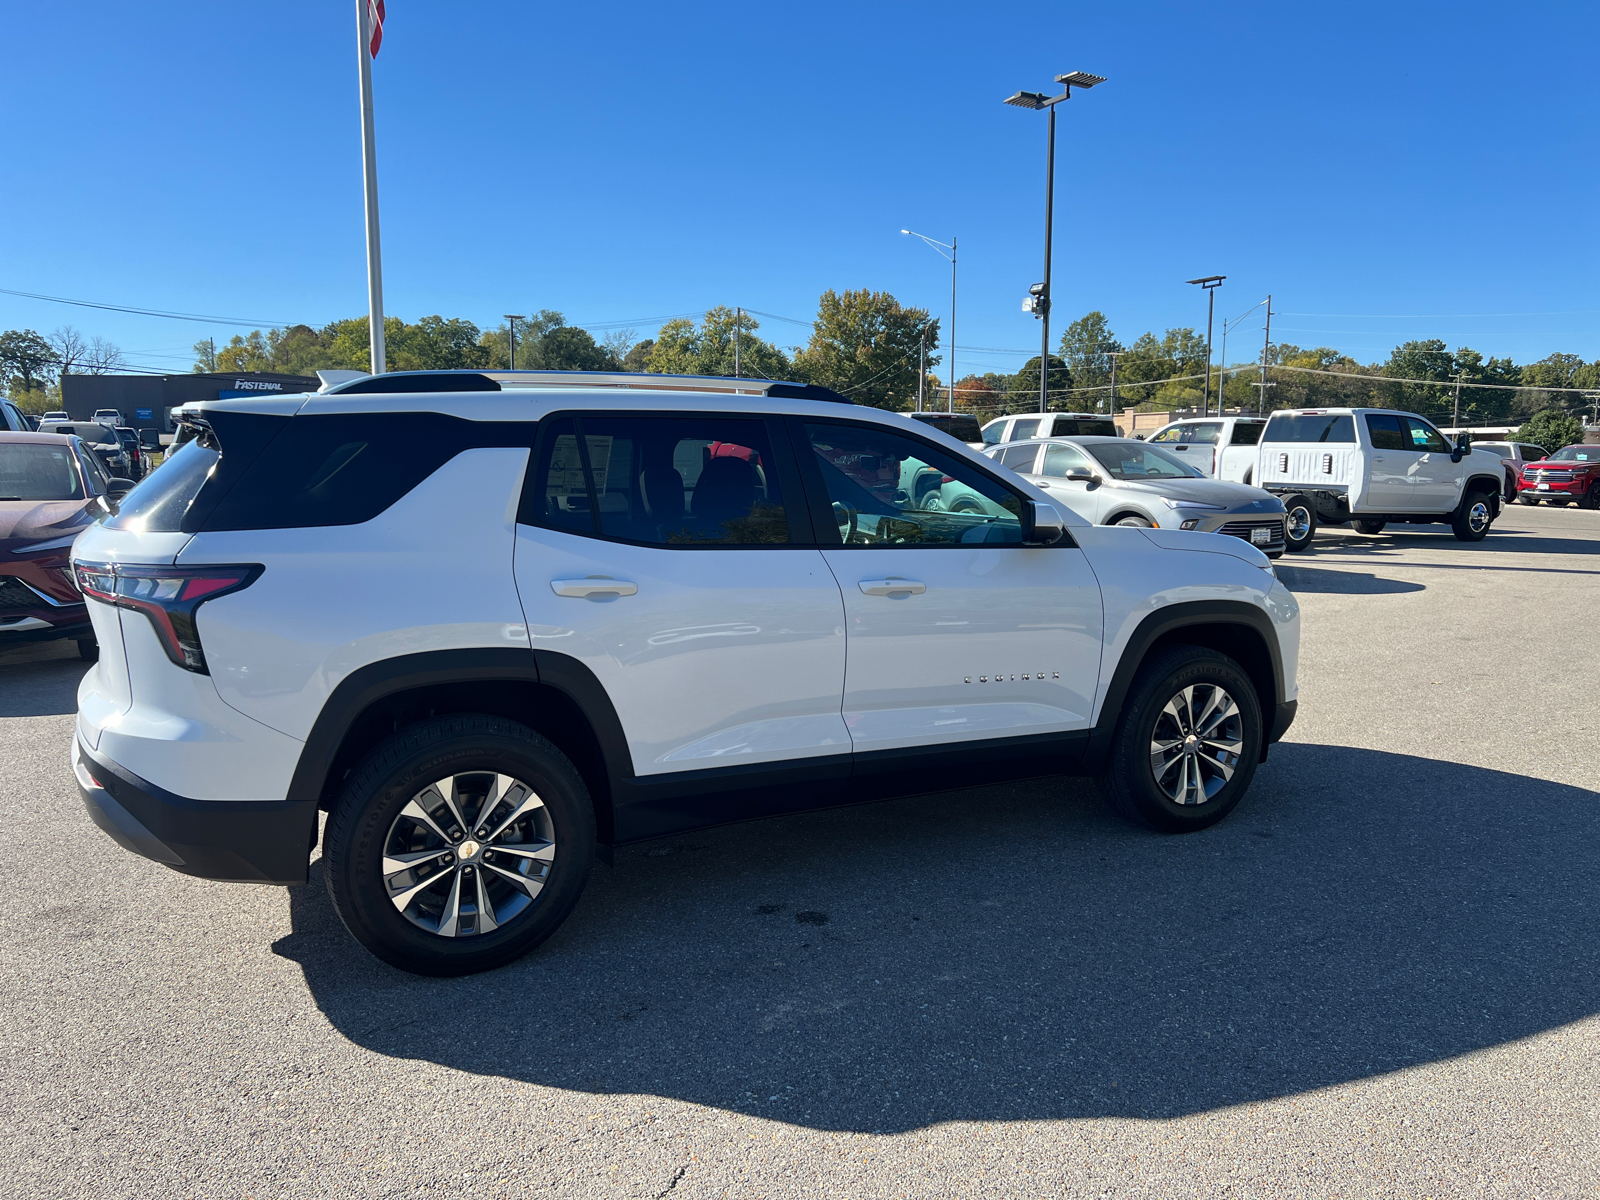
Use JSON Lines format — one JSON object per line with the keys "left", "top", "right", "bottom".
{"left": 1216, "top": 519, "right": 1285, "bottom": 553}
{"left": 1524, "top": 468, "right": 1573, "bottom": 482}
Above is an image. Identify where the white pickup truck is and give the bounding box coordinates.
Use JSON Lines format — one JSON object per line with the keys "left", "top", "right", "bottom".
{"left": 1147, "top": 416, "right": 1268, "bottom": 483}
{"left": 1254, "top": 408, "right": 1511, "bottom": 551}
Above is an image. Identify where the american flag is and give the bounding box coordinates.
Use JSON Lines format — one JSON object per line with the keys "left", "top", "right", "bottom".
{"left": 368, "top": 0, "right": 386, "bottom": 58}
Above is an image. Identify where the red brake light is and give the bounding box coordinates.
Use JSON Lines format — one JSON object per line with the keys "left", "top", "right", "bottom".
{"left": 72, "top": 561, "right": 262, "bottom": 673}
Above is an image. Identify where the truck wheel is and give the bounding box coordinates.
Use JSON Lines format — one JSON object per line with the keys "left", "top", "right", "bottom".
{"left": 1097, "top": 645, "right": 1263, "bottom": 833}
{"left": 1283, "top": 495, "right": 1316, "bottom": 552}
{"left": 1451, "top": 490, "right": 1494, "bottom": 541}
{"left": 324, "top": 714, "right": 595, "bottom": 977}
{"left": 1583, "top": 484, "right": 1600, "bottom": 510}
{"left": 1352, "top": 518, "right": 1387, "bottom": 535}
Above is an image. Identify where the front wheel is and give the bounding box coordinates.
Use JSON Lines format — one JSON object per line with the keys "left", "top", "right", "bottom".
{"left": 324, "top": 714, "right": 596, "bottom": 977}
{"left": 1583, "top": 484, "right": 1600, "bottom": 510}
{"left": 1097, "top": 645, "right": 1263, "bottom": 833}
{"left": 1114, "top": 514, "right": 1153, "bottom": 528}
{"left": 1352, "top": 518, "right": 1387, "bottom": 535}
{"left": 1283, "top": 494, "right": 1316, "bottom": 552}
{"left": 1452, "top": 490, "right": 1494, "bottom": 541}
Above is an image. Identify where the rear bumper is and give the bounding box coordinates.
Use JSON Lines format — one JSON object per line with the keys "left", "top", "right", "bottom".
{"left": 74, "top": 736, "right": 316, "bottom": 885}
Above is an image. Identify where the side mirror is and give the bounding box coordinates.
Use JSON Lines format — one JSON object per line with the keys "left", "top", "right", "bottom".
{"left": 1063, "top": 470, "right": 1097, "bottom": 484}
{"left": 1451, "top": 434, "right": 1472, "bottom": 462}
{"left": 1023, "top": 500, "right": 1067, "bottom": 546}
{"left": 103, "top": 478, "right": 136, "bottom": 512}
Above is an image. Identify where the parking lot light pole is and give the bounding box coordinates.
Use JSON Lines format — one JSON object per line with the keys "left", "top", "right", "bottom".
{"left": 902, "top": 230, "right": 957, "bottom": 412}
{"left": 504, "top": 315, "right": 524, "bottom": 370}
{"left": 1186, "top": 276, "right": 1225, "bottom": 415}
{"left": 1006, "top": 71, "right": 1106, "bottom": 414}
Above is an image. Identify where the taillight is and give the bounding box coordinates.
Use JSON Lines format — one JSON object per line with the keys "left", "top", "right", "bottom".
{"left": 72, "top": 560, "right": 262, "bottom": 673}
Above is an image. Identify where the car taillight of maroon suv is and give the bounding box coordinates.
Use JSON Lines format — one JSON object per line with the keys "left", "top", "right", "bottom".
{"left": 1517, "top": 444, "right": 1600, "bottom": 508}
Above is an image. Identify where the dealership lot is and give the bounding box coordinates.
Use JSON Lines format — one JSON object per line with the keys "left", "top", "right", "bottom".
{"left": 3, "top": 504, "right": 1597, "bottom": 1198}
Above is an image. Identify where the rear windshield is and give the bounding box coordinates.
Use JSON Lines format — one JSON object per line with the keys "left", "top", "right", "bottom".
{"left": 1050, "top": 418, "right": 1119, "bottom": 437}
{"left": 909, "top": 413, "right": 983, "bottom": 442}
{"left": 44, "top": 423, "right": 116, "bottom": 444}
{"left": 1263, "top": 413, "right": 1355, "bottom": 443}
{"left": 106, "top": 437, "right": 219, "bottom": 532}
{"left": 0, "top": 443, "right": 85, "bottom": 501}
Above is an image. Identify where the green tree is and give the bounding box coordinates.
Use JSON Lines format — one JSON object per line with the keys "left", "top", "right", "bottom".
{"left": 1116, "top": 328, "right": 1207, "bottom": 407}
{"left": 1011, "top": 355, "right": 1075, "bottom": 409}
{"left": 528, "top": 324, "right": 616, "bottom": 371}
{"left": 0, "top": 329, "right": 57, "bottom": 393}
{"left": 1058, "top": 311, "right": 1122, "bottom": 394}
{"left": 1514, "top": 409, "right": 1585, "bottom": 458}
{"left": 621, "top": 339, "right": 654, "bottom": 372}
{"left": 789, "top": 290, "right": 930, "bottom": 410}
{"left": 1383, "top": 339, "right": 1455, "bottom": 418}
{"left": 648, "top": 307, "right": 790, "bottom": 380}
{"left": 214, "top": 330, "right": 274, "bottom": 373}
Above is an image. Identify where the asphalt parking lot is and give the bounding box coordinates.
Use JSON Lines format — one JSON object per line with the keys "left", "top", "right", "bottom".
{"left": 3, "top": 503, "right": 1597, "bottom": 1199}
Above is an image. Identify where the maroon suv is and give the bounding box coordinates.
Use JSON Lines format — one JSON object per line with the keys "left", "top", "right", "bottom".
{"left": 0, "top": 431, "right": 128, "bottom": 658}
{"left": 1518, "top": 444, "right": 1600, "bottom": 508}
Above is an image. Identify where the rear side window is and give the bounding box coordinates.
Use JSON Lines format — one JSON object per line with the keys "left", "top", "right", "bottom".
{"left": 107, "top": 437, "right": 218, "bottom": 531}
{"left": 200, "top": 412, "right": 528, "bottom": 531}
{"left": 1000, "top": 443, "right": 1041, "bottom": 470}
{"left": 525, "top": 414, "right": 794, "bottom": 546}
{"left": 1229, "top": 422, "right": 1265, "bottom": 446}
{"left": 1364, "top": 414, "right": 1408, "bottom": 452}
{"left": 1177, "top": 422, "right": 1223, "bottom": 444}
{"left": 1009, "top": 418, "right": 1041, "bottom": 440}
{"left": 1520, "top": 444, "right": 1545, "bottom": 460}
{"left": 1265, "top": 413, "right": 1356, "bottom": 443}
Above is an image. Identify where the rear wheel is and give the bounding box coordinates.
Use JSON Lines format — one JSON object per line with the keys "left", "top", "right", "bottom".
{"left": 1283, "top": 494, "right": 1316, "bottom": 552}
{"left": 1452, "top": 489, "right": 1494, "bottom": 541}
{"left": 1097, "top": 645, "right": 1263, "bottom": 833}
{"left": 1352, "top": 518, "right": 1387, "bottom": 535}
{"left": 324, "top": 714, "right": 595, "bottom": 977}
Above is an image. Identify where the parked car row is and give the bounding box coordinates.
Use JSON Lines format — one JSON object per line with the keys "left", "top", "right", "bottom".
{"left": 35, "top": 420, "right": 148, "bottom": 481}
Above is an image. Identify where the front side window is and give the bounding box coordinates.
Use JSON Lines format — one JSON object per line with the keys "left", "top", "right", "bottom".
{"left": 0, "top": 443, "right": 85, "bottom": 501}
{"left": 1148, "top": 426, "right": 1186, "bottom": 444}
{"left": 1180, "top": 422, "right": 1224, "bottom": 445}
{"left": 1086, "top": 442, "right": 1202, "bottom": 480}
{"left": 1404, "top": 417, "right": 1450, "bottom": 452}
{"left": 1041, "top": 443, "right": 1095, "bottom": 477}
{"left": 75, "top": 442, "right": 109, "bottom": 494}
{"left": 981, "top": 421, "right": 1007, "bottom": 445}
{"left": 803, "top": 422, "right": 1023, "bottom": 547}
{"left": 1364, "top": 414, "right": 1408, "bottom": 452}
{"left": 999, "top": 443, "right": 1041, "bottom": 471}
{"left": 1520, "top": 444, "right": 1547, "bottom": 461}
{"left": 528, "top": 415, "right": 792, "bottom": 546}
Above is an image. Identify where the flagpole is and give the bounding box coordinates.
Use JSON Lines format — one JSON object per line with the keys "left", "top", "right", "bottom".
{"left": 356, "top": 0, "right": 385, "bottom": 374}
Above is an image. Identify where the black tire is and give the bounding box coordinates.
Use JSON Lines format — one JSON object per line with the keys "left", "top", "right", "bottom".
{"left": 1352, "top": 518, "right": 1387, "bottom": 535}
{"left": 324, "top": 714, "right": 595, "bottom": 977}
{"left": 1451, "top": 489, "right": 1494, "bottom": 541}
{"left": 77, "top": 639, "right": 98, "bottom": 662}
{"left": 1518, "top": 494, "right": 1540, "bottom": 506}
{"left": 1584, "top": 484, "right": 1600, "bottom": 511}
{"left": 1283, "top": 494, "right": 1316, "bottom": 552}
{"left": 1113, "top": 514, "right": 1153, "bottom": 528}
{"left": 1097, "top": 645, "right": 1263, "bottom": 833}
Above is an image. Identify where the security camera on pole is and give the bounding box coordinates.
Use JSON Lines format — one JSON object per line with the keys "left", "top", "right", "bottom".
{"left": 356, "top": 0, "right": 388, "bottom": 375}
{"left": 1005, "top": 71, "right": 1106, "bottom": 413}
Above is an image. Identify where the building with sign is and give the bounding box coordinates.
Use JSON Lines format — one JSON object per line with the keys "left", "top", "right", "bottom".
{"left": 59, "top": 371, "right": 321, "bottom": 432}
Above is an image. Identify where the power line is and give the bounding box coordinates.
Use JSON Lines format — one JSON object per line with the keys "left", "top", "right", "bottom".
{"left": 0, "top": 286, "right": 303, "bottom": 329}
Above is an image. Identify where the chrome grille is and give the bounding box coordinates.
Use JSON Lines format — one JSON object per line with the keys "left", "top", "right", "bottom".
{"left": 1527, "top": 468, "right": 1573, "bottom": 481}
{"left": 1216, "top": 519, "right": 1285, "bottom": 551}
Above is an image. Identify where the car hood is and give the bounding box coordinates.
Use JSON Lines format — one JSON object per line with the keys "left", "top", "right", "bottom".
{"left": 1524, "top": 458, "right": 1592, "bottom": 469}
{"left": 1112, "top": 476, "right": 1282, "bottom": 510}
{"left": 0, "top": 499, "right": 99, "bottom": 552}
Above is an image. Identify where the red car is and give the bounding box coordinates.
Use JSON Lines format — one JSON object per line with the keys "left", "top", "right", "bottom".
{"left": 1518, "top": 444, "right": 1600, "bottom": 508}
{"left": 0, "top": 431, "right": 131, "bottom": 659}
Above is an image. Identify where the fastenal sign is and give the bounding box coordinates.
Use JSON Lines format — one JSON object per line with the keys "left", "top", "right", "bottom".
{"left": 231, "top": 380, "right": 284, "bottom": 391}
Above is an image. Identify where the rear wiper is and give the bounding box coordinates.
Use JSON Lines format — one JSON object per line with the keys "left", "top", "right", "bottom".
{"left": 0, "top": 497, "right": 22, "bottom": 501}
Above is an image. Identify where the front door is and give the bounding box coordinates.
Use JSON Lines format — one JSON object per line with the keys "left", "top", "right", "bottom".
{"left": 1403, "top": 416, "right": 1463, "bottom": 510}
{"left": 1027, "top": 441, "right": 1106, "bottom": 524}
{"left": 1363, "top": 413, "right": 1412, "bottom": 509}
{"left": 795, "top": 419, "right": 1103, "bottom": 755}
{"left": 513, "top": 413, "right": 849, "bottom": 777}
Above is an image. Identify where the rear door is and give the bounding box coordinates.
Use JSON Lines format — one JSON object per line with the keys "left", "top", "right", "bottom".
{"left": 513, "top": 412, "right": 850, "bottom": 776}
{"left": 1154, "top": 421, "right": 1222, "bottom": 476}
{"left": 1363, "top": 414, "right": 1411, "bottom": 509}
{"left": 1218, "top": 420, "right": 1264, "bottom": 482}
{"left": 795, "top": 418, "right": 1103, "bottom": 754}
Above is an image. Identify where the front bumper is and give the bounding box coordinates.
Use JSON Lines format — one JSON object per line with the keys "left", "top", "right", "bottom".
{"left": 1518, "top": 481, "right": 1587, "bottom": 498}
{"left": 74, "top": 736, "right": 317, "bottom": 885}
{"left": 0, "top": 613, "right": 92, "bottom": 645}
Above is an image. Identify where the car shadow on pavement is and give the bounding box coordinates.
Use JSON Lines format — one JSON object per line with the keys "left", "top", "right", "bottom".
{"left": 1275, "top": 566, "right": 1424, "bottom": 594}
{"left": 273, "top": 744, "right": 1600, "bottom": 1133}
{"left": 0, "top": 644, "right": 89, "bottom": 718}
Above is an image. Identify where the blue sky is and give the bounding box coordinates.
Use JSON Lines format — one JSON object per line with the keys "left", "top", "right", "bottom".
{"left": 2, "top": 1, "right": 1596, "bottom": 382}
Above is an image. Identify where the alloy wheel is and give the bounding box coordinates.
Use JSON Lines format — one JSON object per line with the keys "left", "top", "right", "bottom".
{"left": 382, "top": 772, "right": 555, "bottom": 937}
{"left": 1148, "top": 683, "right": 1244, "bottom": 806}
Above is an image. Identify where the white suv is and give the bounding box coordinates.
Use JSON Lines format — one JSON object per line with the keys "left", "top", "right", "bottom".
{"left": 71, "top": 371, "right": 1301, "bottom": 976}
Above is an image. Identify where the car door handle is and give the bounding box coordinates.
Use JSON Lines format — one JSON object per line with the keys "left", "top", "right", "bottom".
{"left": 858, "top": 578, "right": 926, "bottom": 596}
{"left": 551, "top": 577, "right": 638, "bottom": 598}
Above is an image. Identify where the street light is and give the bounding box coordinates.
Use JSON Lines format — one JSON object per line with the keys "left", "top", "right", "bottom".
{"left": 902, "top": 230, "right": 956, "bottom": 412}
{"left": 1185, "top": 277, "right": 1225, "bottom": 415}
{"left": 1005, "top": 71, "right": 1106, "bottom": 413}
{"left": 504, "top": 314, "right": 525, "bottom": 370}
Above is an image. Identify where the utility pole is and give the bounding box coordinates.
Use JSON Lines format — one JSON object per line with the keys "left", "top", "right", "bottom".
{"left": 733, "top": 307, "right": 741, "bottom": 377}
{"left": 1452, "top": 369, "right": 1467, "bottom": 428}
{"left": 1187, "top": 276, "right": 1224, "bottom": 416}
{"left": 1259, "top": 295, "right": 1272, "bottom": 415}
{"left": 948, "top": 235, "right": 957, "bottom": 414}
{"left": 356, "top": 0, "right": 385, "bottom": 374}
{"left": 504, "top": 315, "right": 524, "bottom": 370}
{"left": 1106, "top": 350, "right": 1125, "bottom": 416}
{"left": 917, "top": 326, "right": 927, "bottom": 412}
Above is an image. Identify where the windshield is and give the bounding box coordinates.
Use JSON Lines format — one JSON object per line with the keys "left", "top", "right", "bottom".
{"left": 1474, "top": 442, "right": 1510, "bottom": 455}
{"left": 1264, "top": 413, "right": 1355, "bottom": 443}
{"left": 1086, "top": 441, "right": 1204, "bottom": 480}
{"left": 910, "top": 413, "right": 983, "bottom": 442}
{"left": 1549, "top": 446, "right": 1598, "bottom": 462}
{"left": 0, "top": 443, "right": 86, "bottom": 501}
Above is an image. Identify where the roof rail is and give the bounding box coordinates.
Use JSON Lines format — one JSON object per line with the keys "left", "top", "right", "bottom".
{"left": 319, "top": 369, "right": 854, "bottom": 404}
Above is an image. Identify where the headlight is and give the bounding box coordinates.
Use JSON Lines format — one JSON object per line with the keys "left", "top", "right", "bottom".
{"left": 1159, "top": 497, "right": 1227, "bottom": 511}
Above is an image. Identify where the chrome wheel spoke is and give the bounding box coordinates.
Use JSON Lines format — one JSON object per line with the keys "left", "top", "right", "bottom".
{"left": 1148, "top": 681, "right": 1242, "bottom": 806}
